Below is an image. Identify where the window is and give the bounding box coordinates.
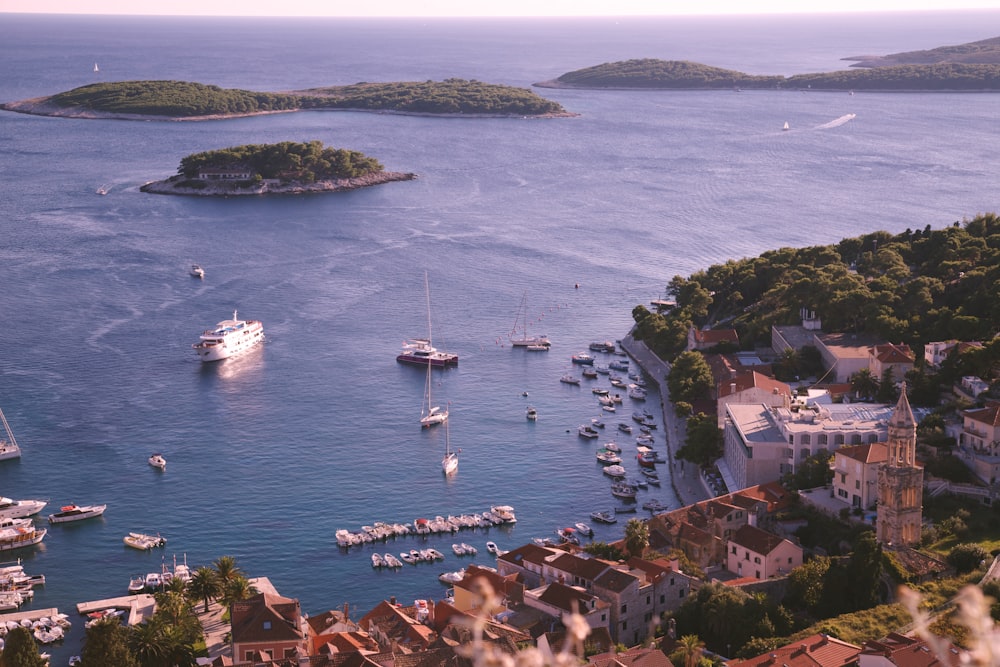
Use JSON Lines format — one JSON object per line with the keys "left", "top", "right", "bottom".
{"left": 788, "top": 557, "right": 793, "bottom": 564}
{"left": 602, "top": 613, "right": 606, "bottom": 621}
{"left": 731, "top": 545, "right": 737, "bottom": 554}
{"left": 646, "top": 595, "right": 651, "bottom": 604}
{"left": 660, "top": 594, "right": 665, "bottom": 603}
{"left": 622, "top": 621, "right": 628, "bottom": 631}
{"left": 756, "top": 570, "right": 761, "bottom": 579}
{"left": 621, "top": 604, "right": 627, "bottom": 614}
{"left": 284, "top": 649, "right": 297, "bottom": 659}
{"left": 754, "top": 556, "right": 761, "bottom": 564}
{"left": 840, "top": 473, "right": 846, "bottom": 483}
{"left": 855, "top": 480, "right": 861, "bottom": 489}
{"left": 680, "top": 588, "right": 685, "bottom": 598}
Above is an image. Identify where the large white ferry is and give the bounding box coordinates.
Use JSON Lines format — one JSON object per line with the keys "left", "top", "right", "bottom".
{"left": 192, "top": 311, "right": 265, "bottom": 362}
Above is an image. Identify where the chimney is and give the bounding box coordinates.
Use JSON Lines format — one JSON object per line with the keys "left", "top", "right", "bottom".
{"left": 343, "top": 602, "right": 349, "bottom": 621}
{"left": 730, "top": 383, "right": 737, "bottom": 395}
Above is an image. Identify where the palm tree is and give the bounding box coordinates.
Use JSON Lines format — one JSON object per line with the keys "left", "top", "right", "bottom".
{"left": 851, "top": 368, "right": 879, "bottom": 401}
{"left": 0, "top": 626, "right": 47, "bottom": 667}
{"left": 186, "top": 566, "right": 222, "bottom": 613}
{"left": 220, "top": 574, "right": 258, "bottom": 609}
{"left": 678, "top": 634, "right": 705, "bottom": 667}
{"left": 624, "top": 518, "right": 649, "bottom": 558}
{"left": 212, "top": 555, "right": 243, "bottom": 590}
{"left": 128, "top": 619, "right": 170, "bottom": 667}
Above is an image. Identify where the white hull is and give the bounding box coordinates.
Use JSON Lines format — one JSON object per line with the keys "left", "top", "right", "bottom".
{"left": 48, "top": 505, "right": 106, "bottom": 524}
{"left": 442, "top": 453, "right": 458, "bottom": 475}
{"left": 193, "top": 310, "right": 264, "bottom": 362}
{"left": 0, "top": 527, "right": 46, "bottom": 552}
{"left": 0, "top": 499, "right": 46, "bottom": 520}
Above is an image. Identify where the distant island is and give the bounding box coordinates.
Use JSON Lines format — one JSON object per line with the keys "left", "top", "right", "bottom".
{"left": 140, "top": 140, "right": 415, "bottom": 197}
{"left": 0, "top": 79, "right": 573, "bottom": 121}
{"left": 535, "top": 36, "right": 1000, "bottom": 91}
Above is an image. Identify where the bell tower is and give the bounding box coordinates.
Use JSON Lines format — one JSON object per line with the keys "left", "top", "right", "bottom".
{"left": 877, "top": 385, "right": 923, "bottom": 546}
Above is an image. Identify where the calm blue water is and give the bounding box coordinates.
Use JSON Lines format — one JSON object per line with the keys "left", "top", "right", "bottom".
{"left": 1, "top": 10, "right": 999, "bottom": 661}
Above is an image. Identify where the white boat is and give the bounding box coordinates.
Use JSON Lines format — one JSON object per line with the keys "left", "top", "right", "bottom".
{"left": 560, "top": 374, "right": 581, "bottom": 385}
{"left": 439, "top": 568, "right": 465, "bottom": 584}
{"left": 783, "top": 121, "right": 790, "bottom": 131}
{"left": 418, "top": 274, "right": 450, "bottom": 427}
{"left": 47, "top": 504, "right": 106, "bottom": 524}
{"left": 578, "top": 424, "right": 599, "bottom": 439}
{"left": 371, "top": 553, "right": 385, "bottom": 569}
{"left": 485, "top": 541, "right": 500, "bottom": 555}
{"left": 0, "top": 408, "right": 23, "bottom": 462}
{"left": 596, "top": 450, "right": 621, "bottom": 465}
{"left": 93, "top": 62, "right": 99, "bottom": 73}
{"left": 442, "top": 418, "right": 458, "bottom": 476}
{"left": 602, "top": 441, "right": 621, "bottom": 453}
{"left": 192, "top": 310, "right": 265, "bottom": 362}
{"left": 0, "top": 524, "right": 45, "bottom": 552}
{"left": 127, "top": 575, "right": 145, "bottom": 594}
{"left": 189, "top": 264, "right": 205, "bottom": 278}
{"left": 526, "top": 406, "right": 537, "bottom": 421}
{"left": 460, "top": 542, "right": 477, "bottom": 555}
{"left": 144, "top": 572, "right": 162, "bottom": 590}
{"left": 610, "top": 481, "right": 637, "bottom": 499}
{"left": 490, "top": 505, "right": 516, "bottom": 523}
{"left": 0, "top": 497, "right": 46, "bottom": 520}
{"left": 575, "top": 522, "right": 594, "bottom": 537}
{"left": 397, "top": 338, "right": 458, "bottom": 367}
{"left": 628, "top": 385, "right": 647, "bottom": 400}
{"left": 602, "top": 464, "right": 626, "bottom": 478}
{"left": 95, "top": 184, "right": 108, "bottom": 196}
{"left": 148, "top": 453, "right": 166, "bottom": 470}
{"left": 509, "top": 292, "right": 551, "bottom": 348}
{"left": 383, "top": 553, "right": 403, "bottom": 568}
{"left": 618, "top": 423, "right": 632, "bottom": 434}
{"left": 590, "top": 510, "right": 617, "bottom": 524}
{"left": 123, "top": 532, "right": 166, "bottom": 550}
{"left": 452, "top": 543, "right": 466, "bottom": 556}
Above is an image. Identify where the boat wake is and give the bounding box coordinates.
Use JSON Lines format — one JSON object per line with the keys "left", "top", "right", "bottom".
{"left": 816, "top": 113, "right": 856, "bottom": 129}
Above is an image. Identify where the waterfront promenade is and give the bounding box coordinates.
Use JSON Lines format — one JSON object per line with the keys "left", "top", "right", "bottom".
{"left": 620, "top": 333, "right": 711, "bottom": 507}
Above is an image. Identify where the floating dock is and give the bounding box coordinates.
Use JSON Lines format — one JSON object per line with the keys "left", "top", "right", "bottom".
{"left": 76, "top": 594, "right": 156, "bottom": 626}
{"left": 0, "top": 607, "right": 61, "bottom": 626}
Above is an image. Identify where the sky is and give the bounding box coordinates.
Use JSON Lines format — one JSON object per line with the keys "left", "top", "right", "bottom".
{"left": 2, "top": 0, "right": 999, "bottom": 17}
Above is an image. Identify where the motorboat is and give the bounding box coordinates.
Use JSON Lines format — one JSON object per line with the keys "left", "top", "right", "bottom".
{"left": 632, "top": 411, "right": 645, "bottom": 423}
{"left": 144, "top": 572, "right": 162, "bottom": 590}
{"left": 582, "top": 367, "right": 598, "bottom": 378}
{"left": 609, "top": 359, "right": 630, "bottom": 371}
{"left": 526, "top": 343, "right": 549, "bottom": 351}
{"left": 618, "top": 423, "right": 632, "bottom": 434}
{"left": 192, "top": 310, "right": 265, "bottom": 362}
{"left": 637, "top": 451, "right": 658, "bottom": 468}
{"left": 590, "top": 510, "right": 617, "bottom": 524}
{"left": 589, "top": 341, "right": 616, "bottom": 353}
{"left": 592, "top": 387, "right": 610, "bottom": 396}
{"left": 0, "top": 497, "right": 46, "bottom": 520}
{"left": 574, "top": 522, "right": 594, "bottom": 536}
{"left": 397, "top": 338, "right": 459, "bottom": 367}
{"left": 189, "top": 264, "right": 205, "bottom": 279}
{"left": 602, "top": 464, "right": 626, "bottom": 478}
{"left": 596, "top": 450, "right": 622, "bottom": 465}
{"left": 557, "top": 527, "right": 580, "bottom": 545}
{"left": 0, "top": 407, "right": 23, "bottom": 462}
{"left": 610, "top": 481, "right": 637, "bottom": 499}
{"left": 571, "top": 352, "right": 595, "bottom": 365}
{"left": 485, "top": 541, "right": 500, "bottom": 555}
{"left": 560, "top": 374, "right": 581, "bottom": 385}
{"left": 490, "top": 505, "right": 516, "bottom": 523}
{"left": 128, "top": 575, "right": 146, "bottom": 595}
{"left": 590, "top": 417, "right": 605, "bottom": 429}
{"left": 452, "top": 543, "right": 466, "bottom": 556}
{"left": 148, "top": 453, "right": 166, "bottom": 470}
{"left": 123, "top": 532, "right": 166, "bottom": 550}
{"left": 601, "top": 404, "right": 616, "bottom": 413}
{"left": 578, "top": 424, "right": 599, "bottom": 439}
{"left": 602, "top": 441, "right": 621, "bottom": 453}
{"left": 615, "top": 504, "right": 637, "bottom": 513}
{"left": 628, "top": 386, "right": 647, "bottom": 401}
{"left": 526, "top": 406, "right": 537, "bottom": 421}
{"left": 594, "top": 364, "right": 610, "bottom": 374}
{"left": 371, "top": 553, "right": 385, "bottom": 569}
{"left": 461, "top": 542, "right": 477, "bottom": 555}
{"left": 439, "top": 568, "right": 466, "bottom": 584}
{"left": 427, "top": 548, "right": 445, "bottom": 560}
{"left": 0, "top": 521, "right": 45, "bottom": 553}
{"left": 48, "top": 504, "right": 106, "bottom": 524}
{"left": 643, "top": 499, "right": 669, "bottom": 512}
{"left": 383, "top": 553, "right": 403, "bottom": 568}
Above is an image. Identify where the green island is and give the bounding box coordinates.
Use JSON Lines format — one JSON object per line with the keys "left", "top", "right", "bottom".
{"left": 139, "top": 140, "right": 415, "bottom": 197}
{"left": 0, "top": 78, "right": 571, "bottom": 120}
{"left": 535, "top": 36, "right": 1000, "bottom": 91}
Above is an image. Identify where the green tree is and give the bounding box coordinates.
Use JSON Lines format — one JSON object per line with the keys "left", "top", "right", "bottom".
{"left": 212, "top": 555, "right": 244, "bottom": 590}
{"left": 186, "top": 566, "right": 222, "bottom": 613}
{"left": 677, "top": 413, "right": 723, "bottom": 467}
{"left": 677, "top": 634, "right": 705, "bottom": 667}
{"left": 0, "top": 626, "right": 47, "bottom": 667}
{"left": 667, "top": 351, "right": 714, "bottom": 404}
{"left": 583, "top": 541, "right": 625, "bottom": 560}
{"left": 782, "top": 452, "right": 834, "bottom": 491}
{"left": 624, "top": 518, "right": 649, "bottom": 558}
{"left": 80, "top": 617, "right": 139, "bottom": 667}
{"left": 220, "top": 574, "right": 257, "bottom": 609}
{"left": 845, "top": 531, "right": 883, "bottom": 611}
{"left": 785, "top": 556, "right": 831, "bottom": 612}
{"left": 850, "top": 368, "right": 879, "bottom": 401}
{"left": 947, "top": 543, "right": 988, "bottom": 573}
{"left": 128, "top": 620, "right": 170, "bottom": 667}
{"left": 876, "top": 367, "right": 899, "bottom": 403}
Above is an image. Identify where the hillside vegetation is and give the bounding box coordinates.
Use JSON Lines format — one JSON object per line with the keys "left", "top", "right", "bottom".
{"left": 632, "top": 214, "right": 1000, "bottom": 360}
{"left": 41, "top": 79, "right": 566, "bottom": 118}
{"left": 543, "top": 57, "right": 1000, "bottom": 90}
{"left": 845, "top": 35, "right": 1000, "bottom": 68}
{"left": 176, "top": 141, "right": 383, "bottom": 182}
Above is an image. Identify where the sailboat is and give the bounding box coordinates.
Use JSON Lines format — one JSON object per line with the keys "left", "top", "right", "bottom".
{"left": 419, "top": 273, "right": 448, "bottom": 428}
{"left": 0, "top": 407, "right": 23, "bottom": 461}
{"left": 93, "top": 63, "right": 99, "bottom": 73}
{"left": 782, "top": 121, "right": 790, "bottom": 131}
{"left": 509, "top": 292, "right": 550, "bottom": 348}
{"left": 441, "top": 415, "right": 458, "bottom": 476}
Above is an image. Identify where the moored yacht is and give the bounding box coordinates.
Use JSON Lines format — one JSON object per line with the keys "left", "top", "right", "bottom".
{"left": 48, "top": 504, "right": 106, "bottom": 524}
{"left": 192, "top": 310, "right": 265, "bottom": 362}
{"left": 0, "top": 498, "right": 46, "bottom": 520}
{"left": 397, "top": 339, "right": 458, "bottom": 367}
{"left": 0, "top": 522, "right": 46, "bottom": 552}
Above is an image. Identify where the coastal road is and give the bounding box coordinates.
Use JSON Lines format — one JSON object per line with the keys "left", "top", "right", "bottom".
{"left": 620, "top": 333, "right": 711, "bottom": 507}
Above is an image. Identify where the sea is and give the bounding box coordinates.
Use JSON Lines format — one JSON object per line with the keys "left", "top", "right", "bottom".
{"left": 1, "top": 10, "right": 999, "bottom": 661}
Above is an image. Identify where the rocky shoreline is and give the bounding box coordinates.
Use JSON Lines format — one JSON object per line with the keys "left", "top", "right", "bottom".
{"left": 140, "top": 171, "right": 417, "bottom": 196}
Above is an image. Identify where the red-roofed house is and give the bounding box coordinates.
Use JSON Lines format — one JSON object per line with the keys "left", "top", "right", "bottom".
{"left": 725, "top": 524, "right": 802, "bottom": 580}
{"left": 868, "top": 343, "right": 915, "bottom": 383}
{"left": 957, "top": 402, "right": 1000, "bottom": 484}
{"left": 859, "top": 632, "right": 965, "bottom": 667}
{"left": 523, "top": 581, "right": 611, "bottom": 637}
{"left": 832, "top": 442, "right": 888, "bottom": 510}
{"left": 688, "top": 327, "right": 739, "bottom": 352}
{"left": 587, "top": 645, "right": 675, "bottom": 667}
{"left": 728, "top": 633, "right": 861, "bottom": 667}
{"left": 357, "top": 600, "right": 437, "bottom": 654}
{"left": 229, "top": 592, "right": 309, "bottom": 664}
{"left": 717, "top": 371, "right": 792, "bottom": 428}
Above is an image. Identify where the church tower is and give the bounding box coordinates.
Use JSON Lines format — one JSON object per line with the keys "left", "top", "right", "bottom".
{"left": 877, "top": 385, "right": 923, "bottom": 546}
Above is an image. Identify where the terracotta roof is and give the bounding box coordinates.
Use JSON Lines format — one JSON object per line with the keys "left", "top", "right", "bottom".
{"left": 861, "top": 632, "right": 964, "bottom": 667}
{"left": 538, "top": 581, "right": 602, "bottom": 613}
{"left": 729, "top": 525, "right": 790, "bottom": 556}
{"left": 731, "top": 482, "right": 794, "bottom": 512}
{"left": 677, "top": 521, "right": 714, "bottom": 546}
{"left": 592, "top": 567, "right": 639, "bottom": 594}
{"left": 871, "top": 343, "right": 915, "bottom": 364}
{"left": 966, "top": 404, "right": 1000, "bottom": 427}
{"left": 549, "top": 552, "right": 613, "bottom": 580}
{"left": 498, "top": 543, "right": 559, "bottom": 567}
{"left": 836, "top": 442, "right": 888, "bottom": 465}
{"left": 587, "top": 646, "right": 675, "bottom": 667}
{"left": 718, "top": 371, "right": 792, "bottom": 399}
{"left": 693, "top": 328, "right": 739, "bottom": 345}
{"left": 705, "top": 499, "right": 744, "bottom": 521}
{"left": 230, "top": 592, "right": 304, "bottom": 644}
{"left": 728, "top": 633, "right": 861, "bottom": 667}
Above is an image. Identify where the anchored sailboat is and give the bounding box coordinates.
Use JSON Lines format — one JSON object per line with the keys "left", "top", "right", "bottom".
{"left": 93, "top": 62, "right": 99, "bottom": 73}
{"left": 441, "top": 414, "right": 458, "bottom": 476}
{"left": 419, "top": 273, "right": 448, "bottom": 428}
{"left": 509, "top": 292, "right": 550, "bottom": 348}
{"left": 0, "top": 407, "right": 23, "bottom": 461}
